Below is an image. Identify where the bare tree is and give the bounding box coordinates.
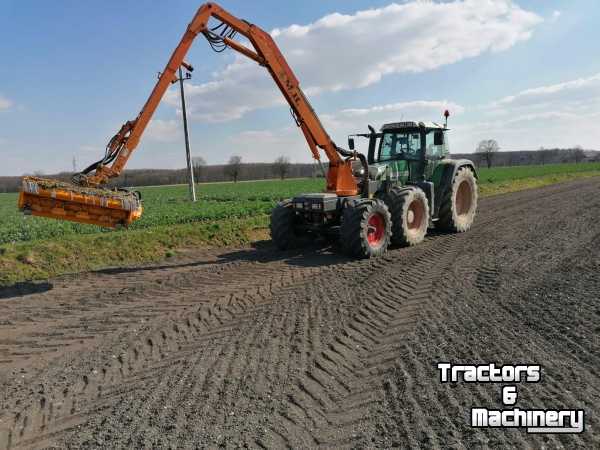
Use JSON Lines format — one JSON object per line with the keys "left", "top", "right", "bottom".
{"left": 273, "top": 155, "right": 291, "bottom": 180}
{"left": 538, "top": 146, "right": 549, "bottom": 165}
{"left": 573, "top": 145, "right": 585, "bottom": 163}
{"left": 224, "top": 155, "right": 243, "bottom": 182}
{"left": 192, "top": 156, "right": 206, "bottom": 183}
{"left": 538, "top": 146, "right": 545, "bottom": 165}
{"left": 476, "top": 139, "right": 500, "bottom": 169}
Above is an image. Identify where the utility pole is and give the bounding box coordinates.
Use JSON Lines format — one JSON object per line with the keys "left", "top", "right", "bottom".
{"left": 173, "top": 61, "right": 196, "bottom": 202}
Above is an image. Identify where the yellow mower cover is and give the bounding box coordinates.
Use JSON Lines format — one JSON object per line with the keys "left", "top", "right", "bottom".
{"left": 18, "top": 176, "right": 142, "bottom": 228}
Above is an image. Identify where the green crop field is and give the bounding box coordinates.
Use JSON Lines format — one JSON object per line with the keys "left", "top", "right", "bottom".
{"left": 1, "top": 163, "right": 600, "bottom": 247}
{"left": 0, "top": 162, "right": 599, "bottom": 286}
{"left": 0, "top": 178, "right": 323, "bottom": 245}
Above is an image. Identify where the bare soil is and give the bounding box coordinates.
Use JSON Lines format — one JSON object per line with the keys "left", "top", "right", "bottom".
{"left": 0, "top": 177, "right": 599, "bottom": 449}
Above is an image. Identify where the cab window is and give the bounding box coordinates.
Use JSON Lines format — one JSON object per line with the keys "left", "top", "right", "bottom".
{"left": 425, "top": 131, "right": 446, "bottom": 159}
{"left": 379, "top": 132, "right": 421, "bottom": 161}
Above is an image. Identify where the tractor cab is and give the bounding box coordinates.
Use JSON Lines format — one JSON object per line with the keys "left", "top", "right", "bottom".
{"left": 349, "top": 121, "right": 449, "bottom": 184}
{"left": 374, "top": 122, "right": 448, "bottom": 162}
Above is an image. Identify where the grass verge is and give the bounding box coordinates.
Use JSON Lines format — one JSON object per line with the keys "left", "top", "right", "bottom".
{"left": 0, "top": 216, "right": 269, "bottom": 286}
{"left": 0, "top": 170, "right": 598, "bottom": 287}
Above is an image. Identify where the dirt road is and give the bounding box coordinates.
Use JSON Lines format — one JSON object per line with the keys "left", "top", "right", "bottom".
{"left": 1, "top": 177, "right": 599, "bottom": 449}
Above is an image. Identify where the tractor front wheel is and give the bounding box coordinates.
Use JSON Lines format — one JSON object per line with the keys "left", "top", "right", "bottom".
{"left": 437, "top": 166, "right": 478, "bottom": 232}
{"left": 270, "top": 200, "right": 299, "bottom": 250}
{"left": 341, "top": 199, "right": 391, "bottom": 258}
{"left": 384, "top": 186, "right": 430, "bottom": 246}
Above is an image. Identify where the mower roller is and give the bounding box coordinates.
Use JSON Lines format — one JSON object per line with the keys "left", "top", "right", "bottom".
{"left": 18, "top": 177, "right": 142, "bottom": 228}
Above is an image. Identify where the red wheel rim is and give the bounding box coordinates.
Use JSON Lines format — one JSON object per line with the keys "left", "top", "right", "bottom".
{"left": 367, "top": 213, "right": 385, "bottom": 246}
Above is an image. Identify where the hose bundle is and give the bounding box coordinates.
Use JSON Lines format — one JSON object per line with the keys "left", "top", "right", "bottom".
{"left": 203, "top": 22, "right": 237, "bottom": 53}
{"left": 73, "top": 122, "right": 132, "bottom": 185}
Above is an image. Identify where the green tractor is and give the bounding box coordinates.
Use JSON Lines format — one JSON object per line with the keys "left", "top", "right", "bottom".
{"left": 271, "top": 115, "right": 478, "bottom": 258}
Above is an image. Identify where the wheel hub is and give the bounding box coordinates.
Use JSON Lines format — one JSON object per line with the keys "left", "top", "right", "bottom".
{"left": 456, "top": 180, "right": 473, "bottom": 217}
{"left": 367, "top": 213, "right": 385, "bottom": 246}
{"left": 407, "top": 199, "right": 425, "bottom": 231}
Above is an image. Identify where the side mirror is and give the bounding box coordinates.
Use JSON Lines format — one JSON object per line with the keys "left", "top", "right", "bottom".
{"left": 348, "top": 137, "right": 355, "bottom": 151}
{"left": 434, "top": 131, "right": 444, "bottom": 146}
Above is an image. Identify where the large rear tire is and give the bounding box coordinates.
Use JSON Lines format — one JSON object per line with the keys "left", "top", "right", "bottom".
{"left": 340, "top": 199, "right": 391, "bottom": 258}
{"left": 437, "top": 166, "right": 478, "bottom": 232}
{"left": 383, "top": 186, "right": 429, "bottom": 246}
{"left": 270, "top": 200, "right": 298, "bottom": 250}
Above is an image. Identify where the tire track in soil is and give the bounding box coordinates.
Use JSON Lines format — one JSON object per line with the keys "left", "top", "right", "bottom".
{"left": 0, "top": 177, "right": 599, "bottom": 449}
{"left": 0, "top": 253, "right": 342, "bottom": 449}
{"left": 0, "top": 249, "right": 334, "bottom": 375}
{"left": 1, "top": 235, "right": 460, "bottom": 449}
{"left": 375, "top": 178, "right": 600, "bottom": 449}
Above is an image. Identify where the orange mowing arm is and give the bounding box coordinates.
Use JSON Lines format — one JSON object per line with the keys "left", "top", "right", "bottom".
{"left": 80, "top": 2, "right": 359, "bottom": 196}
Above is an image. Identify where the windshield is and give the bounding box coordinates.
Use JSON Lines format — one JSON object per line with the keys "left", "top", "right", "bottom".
{"left": 378, "top": 131, "right": 421, "bottom": 161}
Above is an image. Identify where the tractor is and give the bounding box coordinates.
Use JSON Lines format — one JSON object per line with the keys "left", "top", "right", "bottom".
{"left": 271, "top": 117, "right": 478, "bottom": 257}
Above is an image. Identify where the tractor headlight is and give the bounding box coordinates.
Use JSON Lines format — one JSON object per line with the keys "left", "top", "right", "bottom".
{"left": 294, "top": 202, "right": 304, "bottom": 209}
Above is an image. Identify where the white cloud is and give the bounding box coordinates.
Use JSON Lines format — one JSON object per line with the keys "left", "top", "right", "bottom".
{"left": 323, "top": 100, "right": 464, "bottom": 131}
{"left": 453, "top": 72, "right": 600, "bottom": 151}
{"left": 0, "top": 94, "right": 13, "bottom": 111}
{"left": 143, "top": 119, "right": 181, "bottom": 142}
{"left": 550, "top": 10, "right": 561, "bottom": 22}
{"left": 492, "top": 72, "right": 600, "bottom": 110}
{"left": 166, "top": 0, "right": 541, "bottom": 123}
{"left": 225, "top": 69, "right": 600, "bottom": 161}
{"left": 226, "top": 99, "right": 463, "bottom": 163}
{"left": 485, "top": 72, "right": 600, "bottom": 131}
{"left": 227, "top": 128, "right": 300, "bottom": 163}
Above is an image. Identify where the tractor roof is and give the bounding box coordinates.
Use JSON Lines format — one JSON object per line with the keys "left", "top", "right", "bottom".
{"left": 381, "top": 121, "right": 447, "bottom": 132}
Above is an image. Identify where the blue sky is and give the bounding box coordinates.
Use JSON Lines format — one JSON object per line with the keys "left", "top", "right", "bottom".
{"left": 1, "top": 0, "right": 599, "bottom": 175}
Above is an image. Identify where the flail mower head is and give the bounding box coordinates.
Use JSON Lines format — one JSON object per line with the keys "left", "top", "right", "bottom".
{"left": 18, "top": 176, "right": 142, "bottom": 228}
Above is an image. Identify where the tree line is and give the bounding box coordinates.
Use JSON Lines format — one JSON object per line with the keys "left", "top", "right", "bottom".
{"left": 0, "top": 157, "right": 324, "bottom": 193}
{"left": 1, "top": 148, "right": 598, "bottom": 193}
{"left": 461, "top": 141, "right": 598, "bottom": 169}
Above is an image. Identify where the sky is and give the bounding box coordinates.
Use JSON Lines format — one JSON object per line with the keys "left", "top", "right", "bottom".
{"left": 1, "top": 0, "right": 600, "bottom": 175}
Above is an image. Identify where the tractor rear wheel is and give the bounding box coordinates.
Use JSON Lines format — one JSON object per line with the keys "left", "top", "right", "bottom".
{"left": 437, "top": 166, "right": 478, "bottom": 232}
{"left": 384, "top": 186, "right": 429, "bottom": 246}
{"left": 270, "top": 200, "right": 299, "bottom": 250}
{"left": 341, "top": 199, "right": 391, "bottom": 258}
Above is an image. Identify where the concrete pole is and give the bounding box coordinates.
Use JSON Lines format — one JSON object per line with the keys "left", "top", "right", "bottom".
{"left": 179, "top": 67, "right": 196, "bottom": 202}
